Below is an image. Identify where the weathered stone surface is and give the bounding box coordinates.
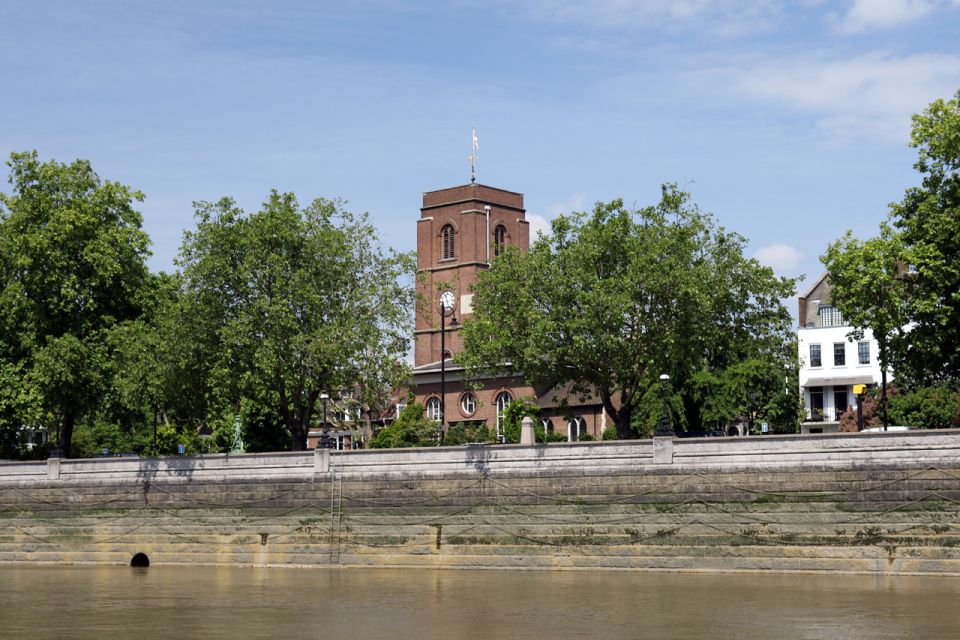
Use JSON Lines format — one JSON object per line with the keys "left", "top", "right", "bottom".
{"left": 3, "top": 432, "right": 960, "bottom": 573}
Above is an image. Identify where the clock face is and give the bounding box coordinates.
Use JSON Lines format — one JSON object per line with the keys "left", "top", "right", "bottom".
{"left": 439, "top": 290, "right": 456, "bottom": 312}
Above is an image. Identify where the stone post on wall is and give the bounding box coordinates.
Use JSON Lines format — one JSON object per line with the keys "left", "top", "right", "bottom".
{"left": 520, "top": 416, "right": 536, "bottom": 445}
{"left": 313, "top": 447, "right": 330, "bottom": 475}
{"left": 653, "top": 437, "right": 674, "bottom": 464}
{"left": 46, "top": 456, "right": 61, "bottom": 480}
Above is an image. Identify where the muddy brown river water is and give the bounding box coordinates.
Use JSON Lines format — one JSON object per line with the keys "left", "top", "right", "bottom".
{"left": 1, "top": 566, "right": 958, "bottom": 639}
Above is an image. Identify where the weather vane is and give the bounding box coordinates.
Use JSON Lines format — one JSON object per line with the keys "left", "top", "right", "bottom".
{"left": 469, "top": 127, "right": 478, "bottom": 183}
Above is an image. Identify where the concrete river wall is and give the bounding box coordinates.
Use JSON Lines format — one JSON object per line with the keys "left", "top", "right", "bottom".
{"left": 3, "top": 431, "right": 960, "bottom": 574}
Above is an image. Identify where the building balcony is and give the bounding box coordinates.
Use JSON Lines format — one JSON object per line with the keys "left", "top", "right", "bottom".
{"left": 802, "top": 410, "right": 841, "bottom": 424}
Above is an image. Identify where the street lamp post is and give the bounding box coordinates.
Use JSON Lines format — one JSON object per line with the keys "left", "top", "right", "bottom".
{"left": 318, "top": 392, "right": 334, "bottom": 449}
{"left": 748, "top": 389, "right": 760, "bottom": 436}
{"left": 438, "top": 292, "right": 457, "bottom": 445}
{"left": 655, "top": 373, "right": 675, "bottom": 437}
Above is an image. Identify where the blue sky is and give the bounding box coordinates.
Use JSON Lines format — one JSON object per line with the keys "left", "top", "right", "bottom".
{"left": 2, "top": 0, "right": 958, "bottom": 293}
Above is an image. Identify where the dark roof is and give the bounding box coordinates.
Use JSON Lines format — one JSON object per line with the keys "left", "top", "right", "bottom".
{"left": 533, "top": 381, "right": 606, "bottom": 409}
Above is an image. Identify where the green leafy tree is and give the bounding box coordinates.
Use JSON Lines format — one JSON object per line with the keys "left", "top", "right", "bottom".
{"left": 106, "top": 271, "right": 224, "bottom": 453}
{"left": 459, "top": 186, "right": 796, "bottom": 438}
{"left": 888, "top": 386, "right": 960, "bottom": 429}
{"left": 498, "top": 398, "right": 540, "bottom": 444}
{"left": 889, "top": 90, "right": 960, "bottom": 385}
{"left": 443, "top": 421, "right": 492, "bottom": 446}
{"left": 822, "top": 226, "right": 909, "bottom": 429}
{"left": 0, "top": 362, "right": 42, "bottom": 459}
{"left": 0, "top": 152, "right": 151, "bottom": 457}
{"left": 690, "top": 356, "right": 801, "bottom": 434}
{"left": 841, "top": 385, "right": 960, "bottom": 431}
{"left": 369, "top": 400, "right": 437, "bottom": 448}
{"left": 177, "top": 192, "right": 415, "bottom": 450}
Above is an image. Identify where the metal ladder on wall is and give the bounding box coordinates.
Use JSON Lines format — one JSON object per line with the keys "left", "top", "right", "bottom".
{"left": 328, "top": 451, "right": 344, "bottom": 565}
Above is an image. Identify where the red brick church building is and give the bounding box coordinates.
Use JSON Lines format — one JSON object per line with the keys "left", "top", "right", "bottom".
{"left": 410, "top": 182, "right": 608, "bottom": 441}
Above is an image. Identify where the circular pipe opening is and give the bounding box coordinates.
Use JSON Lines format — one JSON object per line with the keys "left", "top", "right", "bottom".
{"left": 130, "top": 552, "right": 150, "bottom": 567}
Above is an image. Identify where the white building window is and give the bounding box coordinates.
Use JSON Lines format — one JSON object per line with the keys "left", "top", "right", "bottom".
{"left": 858, "top": 341, "right": 870, "bottom": 364}
{"left": 833, "top": 342, "right": 846, "bottom": 367}
{"left": 335, "top": 408, "right": 358, "bottom": 422}
{"left": 809, "top": 344, "right": 822, "bottom": 368}
{"left": 834, "top": 389, "right": 848, "bottom": 422}
{"left": 807, "top": 387, "right": 824, "bottom": 421}
{"left": 425, "top": 397, "right": 442, "bottom": 422}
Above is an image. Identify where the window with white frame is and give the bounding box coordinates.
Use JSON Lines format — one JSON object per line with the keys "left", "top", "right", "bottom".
{"left": 833, "top": 342, "right": 846, "bottom": 367}
{"left": 834, "top": 389, "right": 848, "bottom": 421}
{"left": 460, "top": 392, "right": 477, "bottom": 416}
{"left": 567, "top": 416, "right": 586, "bottom": 441}
{"left": 495, "top": 391, "right": 512, "bottom": 438}
{"left": 819, "top": 305, "right": 846, "bottom": 327}
{"left": 335, "top": 407, "right": 359, "bottom": 422}
{"left": 425, "top": 397, "right": 442, "bottom": 422}
{"left": 858, "top": 341, "right": 870, "bottom": 364}
{"left": 807, "top": 387, "right": 824, "bottom": 421}
{"left": 809, "top": 344, "right": 822, "bottom": 368}
{"left": 541, "top": 418, "right": 553, "bottom": 434}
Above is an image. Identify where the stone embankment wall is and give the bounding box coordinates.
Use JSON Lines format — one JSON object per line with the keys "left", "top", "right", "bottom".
{"left": 3, "top": 431, "right": 960, "bottom": 574}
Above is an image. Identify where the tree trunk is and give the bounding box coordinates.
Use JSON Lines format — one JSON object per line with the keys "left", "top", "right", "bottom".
{"left": 600, "top": 388, "right": 634, "bottom": 439}
{"left": 879, "top": 338, "right": 890, "bottom": 431}
{"left": 290, "top": 420, "right": 308, "bottom": 451}
{"left": 277, "top": 377, "right": 305, "bottom": 451}
{"left": 614, "top": 410, "right": 633, "bottom": 440}
{"left": 60, "top": 412, "right": 75, "bottom": 459}
{"left": 881, "top": 368, "right": 889, "bottom": 431}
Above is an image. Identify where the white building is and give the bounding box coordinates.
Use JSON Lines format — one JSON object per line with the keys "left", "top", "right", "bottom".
{"left": 797, "top": 273, "right": 887, "bottom": 434}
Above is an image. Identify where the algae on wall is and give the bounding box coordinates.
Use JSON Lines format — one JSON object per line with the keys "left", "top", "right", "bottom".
{"left": 3, "top": 462, "right": 960, "bottom": 574}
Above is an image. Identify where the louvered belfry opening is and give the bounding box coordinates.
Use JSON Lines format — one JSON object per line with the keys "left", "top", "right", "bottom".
{"left": 441, "top": 224, "right": 455, "bottom": 260}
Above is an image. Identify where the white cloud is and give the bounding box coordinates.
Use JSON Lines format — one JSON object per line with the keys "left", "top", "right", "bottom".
{"left": 528, "top": 192, "right": 586, "bottom": 240}
{"left": 732, "top": 52, "right": 960, "bottom": 141}
{"left": 527, "top": 213, "right": 552, "bottom": 240}
{"left": 831, "top": 0, "right": 949, "bottom": 33}
{"left": 754, "top": 243, "right": 804, "bottom": 271}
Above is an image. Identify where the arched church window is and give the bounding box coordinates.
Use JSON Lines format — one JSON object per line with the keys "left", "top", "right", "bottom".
{"left": 426, "top": 397, "right": 442, "bottom": 422}
{"left": 567, "top": 416, "right": 586, "bottom": 442}
{"left": 495, "top": 391, "right": 512, "bottom": 439}
{"left": 441, "top": 224, "right": 455, "bottom": 260}
{"left": 494, "top": 224, "right": 507, "bottom": 257}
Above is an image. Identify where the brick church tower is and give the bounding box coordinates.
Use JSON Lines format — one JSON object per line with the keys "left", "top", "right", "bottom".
{"left": 414, "top": 183, "right": 529, "bottom": 366}
{"left": 408, "top": 181, "right": 606, "bottom": 442}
